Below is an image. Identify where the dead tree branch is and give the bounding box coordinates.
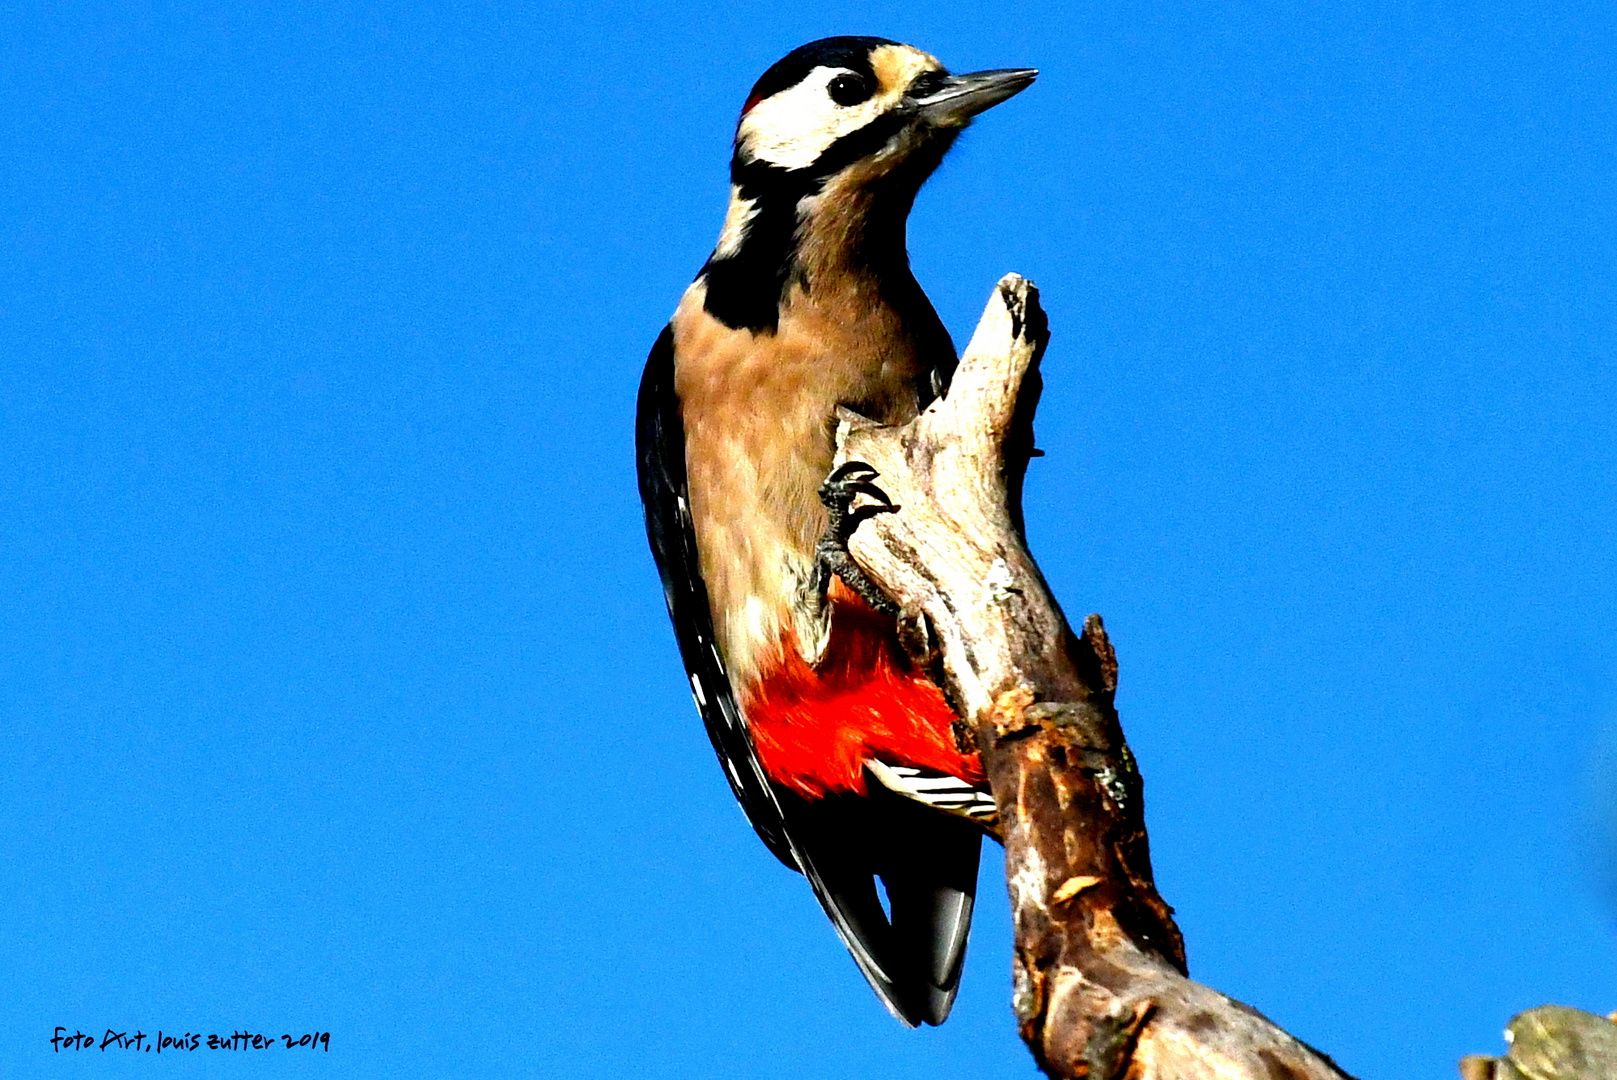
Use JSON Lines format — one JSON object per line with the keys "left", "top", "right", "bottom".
{"left": 1461, "top": 1006, "right": 1617, "bottom": 1080}
{"left": 833, "top": 275, "right": 1353, "bottom": 1079}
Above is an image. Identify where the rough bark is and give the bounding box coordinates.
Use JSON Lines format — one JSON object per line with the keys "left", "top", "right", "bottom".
{"left": 832, "top": 275, "right": 1354, "bottom": 1079}
{"left": 1460, "top": 1006, "right": 1617, "bottom": 1080}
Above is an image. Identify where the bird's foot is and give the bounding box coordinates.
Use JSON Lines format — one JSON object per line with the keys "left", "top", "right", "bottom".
{"left": 816, "top": 462, "right": 898, "bottom": 617}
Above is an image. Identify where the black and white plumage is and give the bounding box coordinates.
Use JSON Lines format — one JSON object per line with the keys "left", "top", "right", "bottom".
{"left": 637, "top": 37, "right": 1034, "bottom": 1027}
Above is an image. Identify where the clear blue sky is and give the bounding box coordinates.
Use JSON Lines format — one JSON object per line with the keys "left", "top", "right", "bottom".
{"left": 2, "top": 2, "right": 1613, "bottom": 1078}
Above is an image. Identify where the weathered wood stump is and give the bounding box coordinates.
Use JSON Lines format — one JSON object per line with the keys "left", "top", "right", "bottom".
{"left": 833, "top": 275, "right": 1353, "bottom": 1079}
{"left": 1461, "top": 1006, "right": 1617, "bottom": 1080}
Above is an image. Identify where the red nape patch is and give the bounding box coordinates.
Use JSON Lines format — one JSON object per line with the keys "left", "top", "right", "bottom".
{"left": 740, "top": 582, "right": 984, "bottom": 799}
{"left": 740, "top": 91, "right": 766, "bottom": 116}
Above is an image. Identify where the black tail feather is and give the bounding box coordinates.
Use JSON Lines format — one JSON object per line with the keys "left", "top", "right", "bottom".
{"left": 782, "top": 782, "right": 982, "bottom": 1026}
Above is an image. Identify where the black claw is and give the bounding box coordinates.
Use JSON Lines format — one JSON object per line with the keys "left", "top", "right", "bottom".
{"left": 817, "top": 462, "right": 899, "bottom": 616}
{"left": 826, "top": 461, "right": 874, "bottom": 482}
{"left": 819, "top": 462, "right": 891, "bottom": 508}
{"left": 819, "top": 463, "right": 896, "bottom": 516}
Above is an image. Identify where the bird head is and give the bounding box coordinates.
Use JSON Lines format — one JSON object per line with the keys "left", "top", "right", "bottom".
{"left": 701, "top": 38, "right": 1035, "bottom": 333}
{"left": 733, "top": 37, "right": 1035, "bottom": 181}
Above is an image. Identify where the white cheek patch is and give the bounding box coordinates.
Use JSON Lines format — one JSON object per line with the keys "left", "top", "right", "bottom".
{"left": 738, "top": 65, "right": 896, "bottom": 171}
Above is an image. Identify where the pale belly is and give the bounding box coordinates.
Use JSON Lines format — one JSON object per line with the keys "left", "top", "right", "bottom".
{"left": 669, "top": 278, "right": 928, "bottom": 688}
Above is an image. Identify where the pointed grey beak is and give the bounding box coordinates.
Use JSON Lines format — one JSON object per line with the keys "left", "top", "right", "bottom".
{"left": 909, "top": 68, "right": 1037, "bottom": 127}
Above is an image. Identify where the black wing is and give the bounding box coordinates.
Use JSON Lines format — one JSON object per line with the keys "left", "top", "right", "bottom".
{"left": 635, "top": 326, "right": 982, "bottom": 1026}
{"left": 635, "top": 326, "right": 795, "bottom": 866}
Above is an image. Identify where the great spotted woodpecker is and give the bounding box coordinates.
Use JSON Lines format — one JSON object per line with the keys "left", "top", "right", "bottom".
{"left": 636, "top": 37, "right": 1034, "bottom": 1026}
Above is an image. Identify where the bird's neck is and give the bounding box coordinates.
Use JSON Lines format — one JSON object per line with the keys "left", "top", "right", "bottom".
{"left": 796, "top": 165, "right": 916, "bottom": 283}
{"left": 699, "top": 157, "right": 924, "bottom": 334}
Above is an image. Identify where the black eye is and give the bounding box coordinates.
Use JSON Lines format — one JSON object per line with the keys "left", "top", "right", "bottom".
{"left": 827, "top": 73, "right": 871, "bottom": 107}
